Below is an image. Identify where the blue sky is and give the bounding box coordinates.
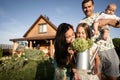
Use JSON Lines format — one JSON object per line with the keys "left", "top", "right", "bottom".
{"left": 0, "top": 0, "right": 120, "bottom": 44}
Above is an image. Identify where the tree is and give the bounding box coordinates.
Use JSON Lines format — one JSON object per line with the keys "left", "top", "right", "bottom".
{"left": 0, "top": 48, "right": 3, "bottom": 58}
{"left": 112, "top": 38, "right": 120, "bottom": 58}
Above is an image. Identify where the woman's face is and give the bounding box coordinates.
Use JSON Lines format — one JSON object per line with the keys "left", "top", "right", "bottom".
{"left": 76, "top": 27, "right": 87, "bottom": 39}
{"left": 65, "top": 28, "right": 75, "bottom": 44}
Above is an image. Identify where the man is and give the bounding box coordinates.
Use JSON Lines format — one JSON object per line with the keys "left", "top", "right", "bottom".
{"left": 80, "top": 0, "right": 120, "bottom": 28}
{"left": 80, "top": 0, "right": 120, "bottom": 80}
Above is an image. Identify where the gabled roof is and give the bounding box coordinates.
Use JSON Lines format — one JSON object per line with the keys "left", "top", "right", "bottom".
{"left": 23, "top": 15, "right": 57, "bottom": 37}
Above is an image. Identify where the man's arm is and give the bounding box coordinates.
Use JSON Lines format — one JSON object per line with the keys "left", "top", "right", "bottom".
{"left": 93, "top": 22, "right": 100, "bottom": 35}
{"left": 98, "top": 19, "right": 120, "bottom": 28}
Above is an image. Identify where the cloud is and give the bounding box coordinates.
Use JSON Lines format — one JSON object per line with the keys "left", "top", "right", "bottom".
{"left": 0, "top": 8, "right": 8, "bottom": 18}
{"left": 0, "top": 10, "right": 27, "bottom": 44}
{"left": 1, "top": 18, "right": 26, "bottom": 33}
{"left": 0, "top": 30, "right": 15, "bottom": 44}
{"left": 56, "top": 8, "right": 64, "bottom": 14}
{"left": 55, "top": 6, "right": 70, "bottom": 15}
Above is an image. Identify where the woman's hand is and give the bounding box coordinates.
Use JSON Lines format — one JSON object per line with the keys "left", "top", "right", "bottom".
{"left": 74, "top": 72, "right": 80, "bottom": 80}
{"left": 68, "top": 46, "right": 74, "bottom": 55}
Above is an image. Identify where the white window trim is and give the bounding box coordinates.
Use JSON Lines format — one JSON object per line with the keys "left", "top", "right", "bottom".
{"left": 38, "top": 23, "right": 47, "bottom": 33}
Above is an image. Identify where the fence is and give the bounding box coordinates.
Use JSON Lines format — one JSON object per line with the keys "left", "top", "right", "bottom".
{"left": 0, "top": 44, "right": 13, "bottom": 49}
{"left": 0, "top": 44, "right": 13, "bottom": 56}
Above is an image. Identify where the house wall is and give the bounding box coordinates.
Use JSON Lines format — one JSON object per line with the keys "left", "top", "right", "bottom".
{"left": 10, "top": 16, "right": 57, "bottom": 59}
{"left": 41, "top": 40, "right": 54, "bottom": 58}
{"left": 26, "top": 18, "right": 56, "bottom": 38}
{"left": 28, "top": 40, "right": 55, "bottom": 59}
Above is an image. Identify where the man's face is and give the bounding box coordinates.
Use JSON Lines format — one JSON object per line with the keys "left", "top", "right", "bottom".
{"left": 82, "top": 1, "right": 94, "bottom": 17}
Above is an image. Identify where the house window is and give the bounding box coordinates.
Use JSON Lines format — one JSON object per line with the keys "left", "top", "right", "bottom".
{"left": 38, "top": 23, "right": 47, "bottom": 33}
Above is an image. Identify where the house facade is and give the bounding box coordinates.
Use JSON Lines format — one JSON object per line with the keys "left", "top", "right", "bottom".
{"left": 10, "top": 15, "right": 57, "bottom": 58}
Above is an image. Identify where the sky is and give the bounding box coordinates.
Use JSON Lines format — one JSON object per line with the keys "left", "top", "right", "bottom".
{"left": 0, "top": 0, "right": 120, "bottom": 44}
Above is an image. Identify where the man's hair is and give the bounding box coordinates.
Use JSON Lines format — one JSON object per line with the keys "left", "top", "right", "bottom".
{"left": 82, "top": 0, "right": 94, "bottom": 8}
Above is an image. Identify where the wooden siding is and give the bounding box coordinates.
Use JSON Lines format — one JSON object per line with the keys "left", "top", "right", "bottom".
{"left": 25, "top": 18, "right": 56, "bottom": 38}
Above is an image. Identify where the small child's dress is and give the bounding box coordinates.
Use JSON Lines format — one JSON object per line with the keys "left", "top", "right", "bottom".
{"left": 96, "top": 37, "right": 120, "bottom": 77}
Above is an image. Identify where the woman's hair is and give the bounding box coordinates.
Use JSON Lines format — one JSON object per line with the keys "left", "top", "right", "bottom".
{"left": 54, "top": 23, "right": 74, "bottom": 67}
{"left": 76, "top": 23, "right": 91, "bottom": 39}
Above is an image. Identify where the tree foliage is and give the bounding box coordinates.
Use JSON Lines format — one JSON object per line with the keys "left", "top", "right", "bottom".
{"left": 112, "top": 38, "right": 120, "bottom": 57}
{"left": 0, "top": 48, "right": 3, "bottom": 58}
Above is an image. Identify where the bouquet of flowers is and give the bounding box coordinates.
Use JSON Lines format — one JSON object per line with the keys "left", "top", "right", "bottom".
{"left": 71, "top": 38, "right": 93, "bottom": 52}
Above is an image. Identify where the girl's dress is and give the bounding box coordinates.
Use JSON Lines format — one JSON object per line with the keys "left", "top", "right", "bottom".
{"left": 96, "top": 37, "right": 120, "bottom": 77}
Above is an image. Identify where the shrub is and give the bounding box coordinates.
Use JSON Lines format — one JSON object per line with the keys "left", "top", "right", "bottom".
{"left": 24, "top": 49, "right": 49, "bottom": 61}
{"left": 113, "top": 38, "right": 120, "bottom": 57}
{"left": 0, "top": 48, "right": 3, "bottom": 58}
{"left": 0, "top": 49, "right": 54, "bottom": 80}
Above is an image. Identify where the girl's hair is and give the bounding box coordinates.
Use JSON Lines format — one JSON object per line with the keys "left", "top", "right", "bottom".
{"left": 76, "top": 23, "right": 91, "bottom": 39}
{"left": 101, "top": 28, "right": 109, "bottom": 35}
{"left": 54, "top": 23, "right": 74, "bottom": 67}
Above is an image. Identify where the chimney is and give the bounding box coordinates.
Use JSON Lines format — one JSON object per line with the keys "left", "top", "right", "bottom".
{"left": 44, "top": 15, "right": 49, "bottom": 20}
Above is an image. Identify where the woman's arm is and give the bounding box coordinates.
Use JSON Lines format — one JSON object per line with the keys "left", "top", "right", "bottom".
{"left": 72, "top": 68, "right": 79, "bottom": 80}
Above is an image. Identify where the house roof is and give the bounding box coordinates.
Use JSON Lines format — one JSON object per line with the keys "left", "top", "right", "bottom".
{"left": 10, "top": 14, "right": 57, "bottom": 42}
{"left": 23, "top": 15, "right": 57, "bottom": 37}
{"left": 9, "top": 35, "right": 55, "bottom": 42}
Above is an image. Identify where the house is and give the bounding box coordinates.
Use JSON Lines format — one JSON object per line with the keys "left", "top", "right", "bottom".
{"left": 10, "top": 15, "right": 57, "bottom": 58}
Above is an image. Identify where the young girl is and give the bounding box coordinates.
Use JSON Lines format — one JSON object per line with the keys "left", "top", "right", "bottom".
{"left": 74, "top": 23, "right": 101, "bottom": 80}
{"left": 54, "top": 23, "right": 76, "bottom": 80}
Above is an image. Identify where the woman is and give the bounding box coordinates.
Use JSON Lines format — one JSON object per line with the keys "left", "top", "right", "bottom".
{"left": 54, "top": 23, "right": 76, "bottom": 80}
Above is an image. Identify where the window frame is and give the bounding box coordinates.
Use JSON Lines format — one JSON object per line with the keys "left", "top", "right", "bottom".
{"left": 38, "top": 23, "right": 47, "bottom": 33}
